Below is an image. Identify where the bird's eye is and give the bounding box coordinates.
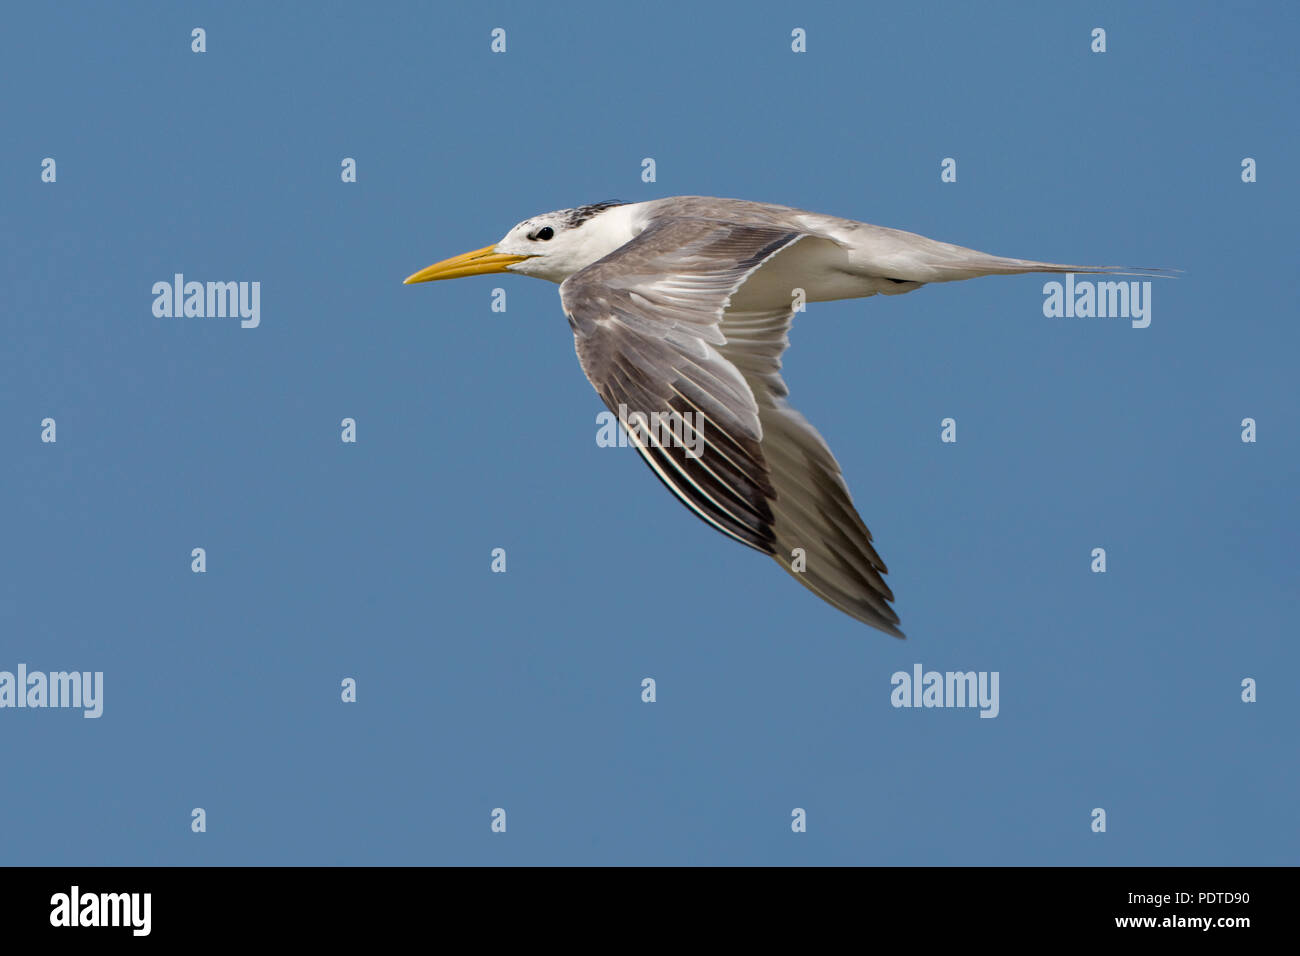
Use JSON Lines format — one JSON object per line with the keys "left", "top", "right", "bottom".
{"left": 535, "top": 226, "right": 554, "bottom": 241}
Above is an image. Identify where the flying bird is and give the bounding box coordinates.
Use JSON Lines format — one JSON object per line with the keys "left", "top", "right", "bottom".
{"left": 405, "top": 196, "right": 1160, "bottom": 637}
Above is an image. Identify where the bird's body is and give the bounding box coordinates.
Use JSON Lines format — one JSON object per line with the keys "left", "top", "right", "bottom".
{"left": 406, "top": 196, "right": 1160, "bottom": 637}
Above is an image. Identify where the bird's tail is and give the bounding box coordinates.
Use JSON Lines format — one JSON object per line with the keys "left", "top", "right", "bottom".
{"left": 952, "top": 254, "right": 1180, "bottom": 280}
{"left": 858, "top": 225, "right": 1179, "bottom": 283}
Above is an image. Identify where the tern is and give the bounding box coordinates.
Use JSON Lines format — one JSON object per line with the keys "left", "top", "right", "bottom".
{"left": 405, "top": 196, "right": 1161, "bottom": 637}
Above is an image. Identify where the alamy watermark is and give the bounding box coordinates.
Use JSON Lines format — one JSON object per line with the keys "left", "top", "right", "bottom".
{"left": 0, "top": 664, "right": 103, "bottom": 718}
{"left": 50, "top": 886, "right": 150, "bottom": 936}
{"left": 1042, "top": 273, "right": 1151, "bottom": 328}
{"left": 891, "top": 663, "right": 999, "bottom": 718}
{"left": 596, "top": 404, "right": 705, "bottom": 459}
{"left": 152, "top": 274, "right": 260, "bottom": 328}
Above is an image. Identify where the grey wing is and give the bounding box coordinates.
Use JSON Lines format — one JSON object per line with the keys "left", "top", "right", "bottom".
{"left": 562, "top": 216, "right": 903, "bottom": 636}
{"left": 563, "top": 217, "right": 801, "bottom": 552}
{"left": 722, "top": 306, "right": 902, "bottom": 637}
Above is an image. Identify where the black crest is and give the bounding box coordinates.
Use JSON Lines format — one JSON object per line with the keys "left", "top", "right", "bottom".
{"left": 562, "top": 200, "right": 626, "bottom": 228}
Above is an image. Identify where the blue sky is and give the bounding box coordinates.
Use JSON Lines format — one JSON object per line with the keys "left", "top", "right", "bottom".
{"left": 2, "top": 1, "right": 1296, "bottom": 865}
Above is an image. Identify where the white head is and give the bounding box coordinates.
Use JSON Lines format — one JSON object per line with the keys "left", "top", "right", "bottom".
{"left": 404, "top": 201, "right": 635, "bottom": 287}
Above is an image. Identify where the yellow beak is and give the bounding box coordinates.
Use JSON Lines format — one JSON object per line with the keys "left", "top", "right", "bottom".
{"left": 403, "top": 244, "right": 532, "bottom": 284}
